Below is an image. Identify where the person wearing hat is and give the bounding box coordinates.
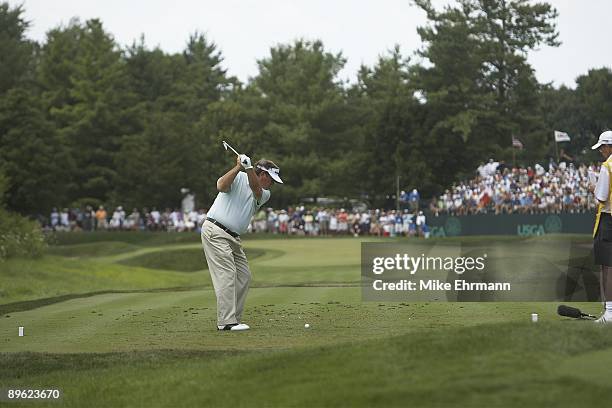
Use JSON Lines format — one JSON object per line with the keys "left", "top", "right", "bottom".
{"left": 201, "top": 154, "right": 282, "bottom": 331}
{"left": 590, "top": 130, "right": 612, "bottom": 323}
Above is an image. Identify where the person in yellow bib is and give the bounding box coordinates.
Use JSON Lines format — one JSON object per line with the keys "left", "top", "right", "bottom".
{"left": 591, "top": 131, "right": 612, "bottom": 323}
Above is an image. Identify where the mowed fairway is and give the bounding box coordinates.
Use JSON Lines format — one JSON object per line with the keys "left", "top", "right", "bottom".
{"left": 1, "top": 233, "right": 612, "bottom": 407}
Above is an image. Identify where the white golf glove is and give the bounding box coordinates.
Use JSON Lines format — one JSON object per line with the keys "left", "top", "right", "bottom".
{"left": 239, "top": 154, "right": 253, "bottom": 170}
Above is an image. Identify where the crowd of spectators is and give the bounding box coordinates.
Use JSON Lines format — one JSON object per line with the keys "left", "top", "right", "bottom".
{"left": 43, "top": 160, "right": 602, "bottom": 236}
{"left": 47, "top": 206, "right": 207, "bottom": 233}
{"left": 429, "top": 160, "right": 601, "bottom": 216}
{"left": 251, "top": 207, "right": 429, "bottom": 237}
{"left": 44, "top": 205, "right": 431, "bottom": 238}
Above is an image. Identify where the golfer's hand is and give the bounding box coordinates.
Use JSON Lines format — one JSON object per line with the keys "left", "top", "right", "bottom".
{"left": 239, "top": 154, "right": 253, "bottom": 170}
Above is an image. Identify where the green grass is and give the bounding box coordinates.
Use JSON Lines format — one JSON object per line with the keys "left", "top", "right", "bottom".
{"left": 0, "top": 255, "right": 208, "bottom": 306}
{"left": 1, "top": 294, "right": 610, "bottom": 407}
{"left": 49, "top": 231, "right": 202, "bottom": 246}
{"left": 118, "top": 247, "right": 266, "bottom": 272}
{"left": 0, "top": 237, "right": 372, "bottom": 305}
{"left": 118, "top": 248, "right": 208, "bottom": 272}
{"left": 47, "top": 242, "right": 141, "bottom": 257}
{"left": 1, "top": 232, "right": 610, "bottom": 407}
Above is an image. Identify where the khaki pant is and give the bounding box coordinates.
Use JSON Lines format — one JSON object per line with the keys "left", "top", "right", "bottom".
{"left": 201, "top": 220, "right": 251, "bottom": 325}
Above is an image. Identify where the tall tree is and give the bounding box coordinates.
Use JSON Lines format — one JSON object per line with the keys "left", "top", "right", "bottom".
{"left": 249, "top": 40, "right": 360, "bottom": 205}
{"left": 413, "top": 0, "right": 560, "bottom": 187}
{"left": 574, "top": 68, "right": 612, "bottom": 137}
{"left": 0, "top": 2, "right": 34, "bottom": 94}
{"left": 114, "top": 33, "right": 234, "bottom": 209}
{"left": 354, "top": 47, "right": 424, "bottom": 204}
{"left": 38, "top": 19, "right": 131, "bottom": 205}
{"left": 0, "top": 88, "right": 71, "bottom": 213}
{"left": 540, "top": 68, "right": 612, "bottom": 164}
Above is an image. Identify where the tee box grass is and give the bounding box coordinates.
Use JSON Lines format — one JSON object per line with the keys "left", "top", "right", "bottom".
{"left": 1, "top": 232, "right": 611, "bottom": 407}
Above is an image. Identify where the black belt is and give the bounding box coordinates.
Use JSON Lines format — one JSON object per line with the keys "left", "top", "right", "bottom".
{"left": 207, "top": 218, "right": 240, "bottom": 238}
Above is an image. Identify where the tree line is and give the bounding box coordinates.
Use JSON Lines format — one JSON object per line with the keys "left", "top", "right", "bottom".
{"left": 1, "top": 0, "right": 611, "bottom": 215}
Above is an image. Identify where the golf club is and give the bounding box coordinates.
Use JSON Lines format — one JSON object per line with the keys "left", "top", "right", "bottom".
{"left": 222, "top": 140, "right": 240, "bottom": 156}
{"left": 557, "top": 305, "right": 597, "bottom": 320}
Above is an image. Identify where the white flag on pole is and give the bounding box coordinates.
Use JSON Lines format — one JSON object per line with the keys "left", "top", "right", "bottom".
{"left": 554, "top": 130, "right": 570, "bottom": 142}
{"left": 512, "top": 135, "right": 524, "bottom": 149}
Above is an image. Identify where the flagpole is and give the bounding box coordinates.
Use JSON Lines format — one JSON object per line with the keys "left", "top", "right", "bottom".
{"left": 554, "top": 140, "right": 559, "bottom": 163}
{"left": 511, "top": 135, "right": 516, "bottom": 167}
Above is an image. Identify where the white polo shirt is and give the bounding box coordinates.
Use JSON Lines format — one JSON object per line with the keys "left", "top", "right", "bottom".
{"left": 595, "top": 154, "right": 612, "bottom": 213}
{"left": 207, "top": 172, "right": 271, "bottom": 234}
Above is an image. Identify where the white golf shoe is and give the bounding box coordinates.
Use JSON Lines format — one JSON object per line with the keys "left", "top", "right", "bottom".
{"left": 217, "top": 323, "right": 250, "bottom": 331}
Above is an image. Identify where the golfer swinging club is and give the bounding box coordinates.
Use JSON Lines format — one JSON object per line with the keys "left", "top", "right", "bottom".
{"left": 591, "top": 131, "right": 612, "bottom": 323}
{"left": 202, "top": 150, "right": 282, "bottom": 331}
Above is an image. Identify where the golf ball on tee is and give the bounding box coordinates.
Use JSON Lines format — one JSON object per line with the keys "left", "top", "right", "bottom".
{"left": 304, "top": 323, "right": 310, "bottom": 329}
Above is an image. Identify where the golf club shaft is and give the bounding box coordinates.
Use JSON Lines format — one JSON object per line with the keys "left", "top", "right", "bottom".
{"left": 222, "top": 140, "right": 240, "bottom": 156}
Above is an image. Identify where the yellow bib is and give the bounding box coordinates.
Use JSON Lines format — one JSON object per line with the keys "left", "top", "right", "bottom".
{"left": 593, "top": 158, "right": 612, "bottom": 237}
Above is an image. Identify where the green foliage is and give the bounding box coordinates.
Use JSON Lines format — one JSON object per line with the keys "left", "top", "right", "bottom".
{"left": 0, "top": 168, "right": 8, "bottom": 200}
{"left": 39, "top": 19, "right": 132, "bottom": 204}
{"left": 0, "top": 207, "right": 46, "bottom": 260}
{"left": 538, "top": 68, "right": 612, "bottom": 163}
{"left": 412, "top": 0, "right": 560, "bottom": 185}
{"left": 200, "top": 39, "right": 362, "bottom": 206}
{"left": 0, "top": 88, "right": 71, "bottom": 213}
{"left": 575, "top": 68, "right": 612, "bottom": 135}
{"left": 2, "top": 0, "right": 612, "bottom": 214}
{"left": 354, "top": 47, "right": 424, "bottom": 203}
{"left": 0, "top": 168, "right": 46, "bottom": 261}
{"left": 113, "top": 34, "right": 234, "bottom": 209}
{"left": 0, "top": 3, "right": 34, "bottom": 93}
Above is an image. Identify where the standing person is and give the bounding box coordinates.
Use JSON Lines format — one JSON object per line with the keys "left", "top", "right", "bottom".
{"left": 82, "top": 206, "right": 94, "bottom": 231}
{"left": 304, "top": 211, "right": 314, "bottom": 235}
{"left": 201, "top": 154, "right": 282, "bottom": 331}
{"left": 338, "top": 209, "right": 348, "bottom": 235}
{"left": 50, "top": 208, "right": 59, "bottom": 231}
{"left": 416, "top": 211, "right": 427, "bottom": 237}
{"left": 110, "top": 207, "right": 124, "bottom": 230}
{"left": 279, "top": 209, "right": 289, "bottom": 234}
{"left": 590, "top": 131, "right": 612, "bottom": 323}
{"left": 316, "top": 208, "right": 329, "bottom": 236}
{"left": 150, "top": 207, "right": 161, "bottom": 230}
{"left": 329, "top": 210, "right": 338, "bottom": 236}
{"left": 267, "top": 209, "right": 278, "bottom": 234}
{"left": 409, "top": 189, "right": 420, "bottom": 211}
{"left": 59, "top": 208, "right": 70, "bottom": 231}
{"left": 95, "top": 206, "right": 107, "bottom": 230}
{"left": 126, "top": 208, "right": 141, "bottom": 231}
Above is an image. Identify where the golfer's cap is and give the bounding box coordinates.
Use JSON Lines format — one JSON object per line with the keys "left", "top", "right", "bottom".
{"left": 257, "top": 164, "right": 283, "bottom": 184}
{"left": 592, "top": 130, "right": 612, "bottom": 150}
